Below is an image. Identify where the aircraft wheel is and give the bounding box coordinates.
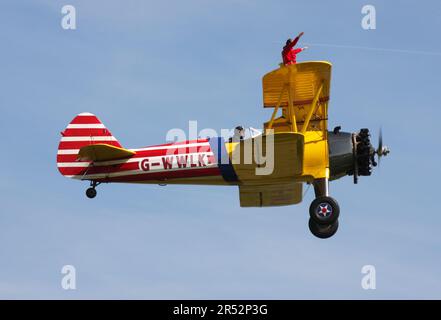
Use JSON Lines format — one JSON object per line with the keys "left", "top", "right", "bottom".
{"left": 86, "top": 187, "right": 97, "bottom": 199}
{"left": 309, "top": 196, "right": 340, "bottom": 225}
{"left": 308, "top": 219, "right": 339, "bottom": 239}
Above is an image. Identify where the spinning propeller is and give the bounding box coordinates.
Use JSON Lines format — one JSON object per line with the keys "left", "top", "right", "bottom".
{"left": 353, "top": 128, "right": 390, "bottom": 184}
{"left": 374, "top": 128, "right": 390, "bottom": 166}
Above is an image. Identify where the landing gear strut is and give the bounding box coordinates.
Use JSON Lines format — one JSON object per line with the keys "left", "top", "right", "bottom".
{"left": 308, "top": 178, "right": 340, "bottom": 239}
{"left": 86, "top": 181, "right": 100, "bottom": 199}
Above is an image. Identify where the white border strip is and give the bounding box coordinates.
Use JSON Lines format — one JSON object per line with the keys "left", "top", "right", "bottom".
{"left": 57, "top": 152, "right": 214, "bottom": 167}
{"left": 60, "top": 136, "right": 117, "bottom": 142}
{"left": 130, "top": 142, "right": 209, "bottom": 152}
{"left": 57, "top": 149, "right": 79, "bottom": 155}
{"left": 67, "top": 124, "right": 106, "bottom": 129}
{"left": 57, "top": 143, "right": 211, "bottom": 155}
{"left": 57, "top": 162, "right": 91, "bottom": 168}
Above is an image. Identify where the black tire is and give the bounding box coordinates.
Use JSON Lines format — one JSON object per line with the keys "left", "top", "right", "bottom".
{"left": 309, "top": 196, "right": 340, "bottom": 225}
{"left": 308, "top": 219, "right": 339, "bottom": 239}
{"left": 86, "top": 187, "right": 97, "bottom": 199}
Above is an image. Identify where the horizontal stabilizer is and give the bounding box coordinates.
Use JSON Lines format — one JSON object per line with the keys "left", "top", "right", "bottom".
{"left": 77, "top": 144, "right": 135, "bottom": 162}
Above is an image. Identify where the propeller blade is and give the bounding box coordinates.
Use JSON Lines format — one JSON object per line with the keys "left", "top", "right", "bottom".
{"left": 378, "top": 128, "right": 382, "bottom": 154}
{"left": 376, "top": 127, "right": 390, "bottom": 167}
{"left": 378, "top": 128, "right": 382, "bottom": 166}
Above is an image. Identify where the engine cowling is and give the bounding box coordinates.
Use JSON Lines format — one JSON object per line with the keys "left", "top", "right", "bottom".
{"left": 328, "top": 128, "right": 382, "bottom": 183}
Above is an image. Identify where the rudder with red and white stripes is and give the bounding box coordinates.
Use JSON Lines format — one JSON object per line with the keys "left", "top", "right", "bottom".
{"left": 57, "top": 112, "right": 122, "bottom": 177}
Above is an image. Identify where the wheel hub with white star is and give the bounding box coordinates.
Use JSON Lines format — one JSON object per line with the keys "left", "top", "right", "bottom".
{"left": 316, "top": 203, "right": 333, "bottom": 218}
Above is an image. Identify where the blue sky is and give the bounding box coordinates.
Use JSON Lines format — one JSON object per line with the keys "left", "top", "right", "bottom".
{"left": 1, "top": 0, "right": 441, "bottom": 299}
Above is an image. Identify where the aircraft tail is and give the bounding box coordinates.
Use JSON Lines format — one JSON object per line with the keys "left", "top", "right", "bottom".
{"left": 56, "top": 112, "right": 123, "bottom": 177}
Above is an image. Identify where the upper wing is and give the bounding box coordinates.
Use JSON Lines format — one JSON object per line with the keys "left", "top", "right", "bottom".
{"left": 77, "top": 143, "right": 135, "bottom": 162}
{"left": 262, "top": 61, "right": 331, "bottom": 108}
{"left": 262, "top": 61, "right": 331, "bottom": 133}
{"left": 239, "top": 182, "right": 302, "bottom": 207}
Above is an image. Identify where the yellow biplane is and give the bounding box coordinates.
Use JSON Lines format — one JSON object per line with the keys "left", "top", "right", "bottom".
{"left": 57, "top": 61, "right": 389, "bottom": 239}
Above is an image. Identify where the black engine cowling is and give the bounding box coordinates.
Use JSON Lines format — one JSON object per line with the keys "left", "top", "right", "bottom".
{"left": 328, "top": 128, "right": 376, "bottom": 182}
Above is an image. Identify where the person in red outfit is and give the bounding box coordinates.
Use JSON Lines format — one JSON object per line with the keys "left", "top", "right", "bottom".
{"left": 282, "top": 32, "right": 308, "bottom": 65}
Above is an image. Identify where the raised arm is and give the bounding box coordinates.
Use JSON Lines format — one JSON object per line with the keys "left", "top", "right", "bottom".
{"left": 287, "top": 32, "right": 304, "bottom": 50}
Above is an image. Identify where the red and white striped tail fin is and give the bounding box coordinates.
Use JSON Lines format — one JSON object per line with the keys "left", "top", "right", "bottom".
{"left": 57, "top": 112, "right": 122, "bottom": 177}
